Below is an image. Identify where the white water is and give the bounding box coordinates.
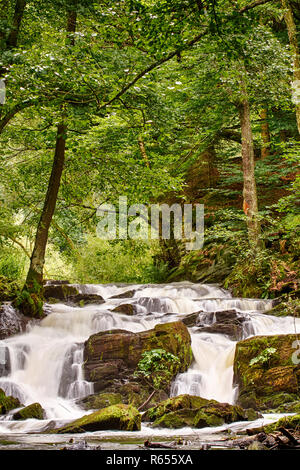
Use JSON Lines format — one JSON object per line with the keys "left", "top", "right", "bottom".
{"left": 0, "top": 281, "right": 299, "bottom": 434}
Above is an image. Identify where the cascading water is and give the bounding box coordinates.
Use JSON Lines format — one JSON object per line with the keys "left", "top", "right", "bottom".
{"left": 0, "top": 281, "right": 299, "bottom": 434}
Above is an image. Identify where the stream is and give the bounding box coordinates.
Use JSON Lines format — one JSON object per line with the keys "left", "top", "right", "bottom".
{"left": 0, "top": 281, "right": 299, "bottom": 450}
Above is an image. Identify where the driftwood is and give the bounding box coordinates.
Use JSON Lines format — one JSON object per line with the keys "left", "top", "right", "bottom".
{"left": 138, "top": 390, "right": 156, "bottom": 411}
{"left": 229, "top": 428, "right": 300, "bottom": 450}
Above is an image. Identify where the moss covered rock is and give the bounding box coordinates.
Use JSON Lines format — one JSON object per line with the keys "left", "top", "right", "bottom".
{"left": 143, "top": 394, "right": 261, "bottom": 429}
{"left": 233, "top": 334, "right": 300, "bottom": 410}
{"left": 53, "top": 404, "right": 141, "bottom": 433}
{"left": 79, "top": 392, "right": 123, "bottom": 410}
{"left": 264, "top": 414, "right": 300, "bottom": 433}
{"left": 83, "top": 321, "right": 192, "bottom": 399}
{"left": 0, "top": 388, "right": 21, "bottom": 415}
{"left": 13, "top": 403, "right": 44, "bottom": 420}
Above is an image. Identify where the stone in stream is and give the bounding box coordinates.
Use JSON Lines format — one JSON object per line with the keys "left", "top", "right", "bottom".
{"left": 13, "top": 402, "right": 45, "bottom": 420}
{"left": 43, "top": 284, "right": 104, "bottom": 306}
{"left": 81, "top": 321, "right": 192, "bottom": 409}
{"left": 142, "top": 394, "right": 261, "bottom": 429}
{"left": 110, "top": 290, "right": 136, "bottom": 299}
{"left": 233, "top": 334, "right": 300, "bottom": 411}
{"left": 112, "top": 304, "right": 137, "bottom": 316}
{"left": 0, "top": 387, "right": 22, "bottom": 415}
{"left": 53, "top": 404, "right": 141, "bottom": 433}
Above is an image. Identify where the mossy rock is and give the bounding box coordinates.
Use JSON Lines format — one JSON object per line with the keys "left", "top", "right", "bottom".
{"left": 234, "top": 334, "right": 300, "bottom": 410}
{"left": 43, "top": 284, "right": 79, "bottom": 301}
{"left": 267, "top": 400, "right": 300, "bottom": 414}
{"left": 13, "top": 403, "right": 44, "bottom": 420}
{"left": 84, "top": 321, "right": 192, "bottom": 396}
{"left": 143, "top": 394, "right": 261, "bottom": 429}
{"left": 264, "top": 414, "right": 300, "bottom": 433}
{"left": 143, "top": 394, "right": 211, "bottom": 422}
{"left": 194, "top": 410, "right": 225, "bottom": 428}
{"left": 0, "top": 388, "right": 22, "bottom": 415}
{"left": 53, "top": 404, "right": 141, "bottom": 433}
{"left": 112, "top": 304, "right": 136, "bottom": 315}
{"left": 153, "top": 409, "right": 196, "bottom": 429}
{"left": 79, "top": 392, "right": 123, "bottom": 410}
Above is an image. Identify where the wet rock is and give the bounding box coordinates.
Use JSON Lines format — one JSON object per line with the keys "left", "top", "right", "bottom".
{"left": 13, "top": 402, "right": 44, "bottom": 420}
{"left": 181, "top": 312, "right": 200, "bottom": 327}
{"left": 195, "top": 310, "right": 248, "bottom": 341}
{"left": 112, "top": 304, "right": 137, "bottom": 316}
{"left": 53, "top": 404, "right": 141, "bottom": 433}
{"left": 67, "top": 294, "right": 104, "bottom": 307}
{"left": 110, "top": 290, "right": 136, "bottom": 299}
{"left": 84, "top": 321, "right": 192, "bottom": 396}
{"left": 0, "top": 387, "right": 22, "bottom": 415}
{"left": 0, "top": 304, "right": 32, "bottom": 340}
{"left": 43, "top": 284, "right": 80, "bottom": 301}
{"left": 43, "top": 284, "right": 104, "bottom": 306}
{"left": 234, "top": 334, "right": 300, "bottom": 410}
{"left": 79, "top": 392, "right": 123, "bottom": 410}
{"left": 142, "top": 394, "right": 262, "bottom": 429}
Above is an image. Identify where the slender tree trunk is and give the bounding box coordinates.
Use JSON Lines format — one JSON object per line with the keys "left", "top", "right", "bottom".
{"left": 18, "top": 122, "right": 67, "bottom": 316}
{"left": 19, "top": 4, "right": 77, "bottom": 317}
{"left": 282, "top": 0, "right": 300, "bottom": 134}
{"left": 260, "top": 107, "right": 271, "bottom": 158}
{"left": 138, "top": 137, "right": 150, "bottom": 168}
{"left": 237, "top": 96, "right": 261, "bottom": 248}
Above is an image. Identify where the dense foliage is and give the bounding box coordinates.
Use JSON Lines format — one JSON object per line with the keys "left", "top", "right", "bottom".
{"left": 0, "top": 0, "right": 299, "bottom": 309}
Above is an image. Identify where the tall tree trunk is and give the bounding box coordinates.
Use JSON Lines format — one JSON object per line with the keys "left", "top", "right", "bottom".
{"left": 237, "top": 96, "right": 261, "bottom": 248}
{"left": 282, "top": 0, "right": 300, "bottom": 134}
{"left": 6, "top": 0, "right": 27, "bottom": 49}
{"left": 260, "top": 107, "right": 271, "bottom": 158}
{"left": 19, "top": 4, "right": 77, "bottom": 317}
{"left": 19, "top": 122, "right": 67, "bottom": 316}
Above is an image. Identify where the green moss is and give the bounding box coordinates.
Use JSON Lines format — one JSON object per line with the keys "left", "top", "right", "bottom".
{"left": 53, "top": 404, "right": 141, "bottom": 433}
{"left": 265, "top": 414, "right": 300, "bottom": 433}
{"left": 0, "top": 388, "right": 21, "bottom": 415}
{"left": 13, "top": 403, "right": 44, "bottom": 420}
{"left": 194, "top": 410, "right": 224, "bottom": 428}
{"left": 81, "top": 393, "right": 123, "bottom": 410}
{"left": 234, "top": 334, "right": 300, "bottom": 410}
{"left": 153, "top": 409, "right": 196, "bottom": 429}
{"left": 145, "top": 394, "right": 211, "bottom": 422}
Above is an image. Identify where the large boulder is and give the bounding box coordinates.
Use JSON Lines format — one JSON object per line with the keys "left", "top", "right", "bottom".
{"left": 82, "top": 321, "right": 192, "bottom": 408}
{"left": 233, "top": 334, "right": 300, "bottom": 411}
{"left": 181, "top": 310, "right": 249, "bottom": 341}
{"left": 43, "top": 284, "right": 104, "bottom": 306}
{"left": 0, "top": 388, "right": 22, "bottom": 415}
{"left": 13, "top": 402, "right": 45, "bottom": 420}
{"left": 142, "top": 394, "right": 261, "bottom": 429}
{"left": 53, "top": 404, "right": 141, "bottom": 433}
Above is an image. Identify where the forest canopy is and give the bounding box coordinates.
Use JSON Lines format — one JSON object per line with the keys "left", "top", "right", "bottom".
{"left": 0, "top": 0, "right": 299, "bottom": 316}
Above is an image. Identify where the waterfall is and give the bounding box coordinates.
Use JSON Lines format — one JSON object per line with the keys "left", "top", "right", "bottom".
{"left": 0, "top": 281, "right": 298, "bottom": 433}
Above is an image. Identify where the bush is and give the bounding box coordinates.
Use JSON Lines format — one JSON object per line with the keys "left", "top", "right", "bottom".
{"left": 72, "top": 235, "right": 168, "bottom": 284}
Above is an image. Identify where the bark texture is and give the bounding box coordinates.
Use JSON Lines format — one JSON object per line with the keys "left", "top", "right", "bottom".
{"left": 238, "top": 97, "right": 261, "bottom": 248}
